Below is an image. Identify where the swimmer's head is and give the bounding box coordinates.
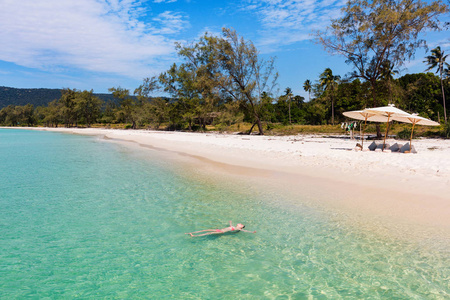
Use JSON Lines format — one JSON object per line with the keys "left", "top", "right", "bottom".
{"left": 237, "top": 223, "right": 245, "bottom": 229}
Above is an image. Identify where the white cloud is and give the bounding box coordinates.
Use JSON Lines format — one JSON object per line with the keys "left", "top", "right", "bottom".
{"left": 153, "top": 11, "right": 190, "bottom": 34}
{"left": 241, "top": 0, "right": 346, "bottom": 52}
{"left": 403, "top": 58, "right": 424, "bottom": 71}
{"left": 0, "top": 0, "right": 187, "bottom": 79}
{"left": 427, "top": 39, "right": 450, "bottom": 50}
{"left": 196, "top": 27, "right": 223, "bottom": 39}
{"left": 153, "top": 0, "right": 177, "bottom": 3}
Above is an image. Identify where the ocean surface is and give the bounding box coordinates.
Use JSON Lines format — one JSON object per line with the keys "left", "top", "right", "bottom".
{"left": 0, "top": 129, "right": 448, "bottom": 299}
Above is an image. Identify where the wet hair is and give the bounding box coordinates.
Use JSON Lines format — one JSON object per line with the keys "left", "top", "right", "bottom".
{"left": 242, "top": 225, "right": 245, "bottom": 229}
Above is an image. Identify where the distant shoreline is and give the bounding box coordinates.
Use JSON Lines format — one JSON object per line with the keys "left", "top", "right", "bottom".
{"left": 3, "top": 126, "right": 450, "bottom": 242}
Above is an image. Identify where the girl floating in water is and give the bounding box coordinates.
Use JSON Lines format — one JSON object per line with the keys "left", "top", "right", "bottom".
{"left": 185, "top": 221, "right": 256, "bottom": 237}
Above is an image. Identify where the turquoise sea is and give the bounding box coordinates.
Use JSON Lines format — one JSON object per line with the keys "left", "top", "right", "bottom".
{"left": 0, "top": 129, "right": 448, "bottom": 299}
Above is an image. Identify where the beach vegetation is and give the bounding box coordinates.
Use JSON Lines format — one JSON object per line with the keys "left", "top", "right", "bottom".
{"left": 316, "top": 0, "right": 449, "bottom": 136}
{"left": 109, "top": 87, "right": 139, "bottom": 129}
{"left": 396, "top": 127, "right": 412, "bottom": 140}
{"left": 18, "top": 88, "right": 103, "bottom": 128}
{"left": 74, "top": 90, "right": 102, "bottom": 127}
{"left": 159, "top": 28, "right": 279, "bottom": 135}
{"left": 0, "top": 104, "right": 34, "bottom": 126}
{"left": 1, "top": 69, "right": 448, "bottom": 137}
{"left": 303, "top": 80, "right": 312, "bottom": 102}
{"left": 40, "top": 100, "right": 61, "bottom": 127}
{"left": 319, "top": 68, "right": 340, "bottom": 125}
{"left": 424, "top": 46, "right": 449, "bottom": 124}
{"left": 442, "top": 123, "right": 450, "bottom": 138}
{"left": 59, "top": 88, "right": 77, "bottom": 127}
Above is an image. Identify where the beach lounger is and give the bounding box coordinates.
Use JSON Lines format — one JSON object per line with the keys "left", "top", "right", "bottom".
{"left": 400, "top": 143, "right": 417, "bottom": 154}
{"left": 376, "top": 143, "right": 390, "bottom": 151}
{"left": 368, "top": 141, "right": 377, "bottom": 151}
{"left": 389, "top": 143, "right": 402, "bottom": 152}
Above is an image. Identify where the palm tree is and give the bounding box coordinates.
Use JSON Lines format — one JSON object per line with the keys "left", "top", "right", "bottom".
{"left": 284, "top": 87, "right": 293, "bottom": 124}
{"left": 381, "top": 60, "right": 399, "bottom": 104}
{"left": 424, "top": 46, "right": 449, "bottom": 124}
{"left": 303, "top": 79, "right": 312, "bottom": 102}
{"left": 319, "top": 68, "right": 340, "bottom": 125}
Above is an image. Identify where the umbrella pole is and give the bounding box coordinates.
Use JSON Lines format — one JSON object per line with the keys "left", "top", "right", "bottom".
{"left": 409, "top": 122, "right": 416, "bottom": 152}
{"left": 362, "top": 117, "right": 367, "bottom": 149}
{"left": 383, "top": 114, "right": 391, "bottom": 151}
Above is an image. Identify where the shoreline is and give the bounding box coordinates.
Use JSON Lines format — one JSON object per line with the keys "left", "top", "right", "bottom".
{"left": 4, "top": 127, "right": 450, "bottom": 240}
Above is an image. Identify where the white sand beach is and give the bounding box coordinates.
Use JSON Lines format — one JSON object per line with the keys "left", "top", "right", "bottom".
{"left": 11, "top": 127, "right": 450, "bottom": 241}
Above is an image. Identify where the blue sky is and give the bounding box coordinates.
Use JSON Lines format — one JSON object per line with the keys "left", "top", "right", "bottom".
{"left": 0, "top": 0, "right": 449, "bottom": 99}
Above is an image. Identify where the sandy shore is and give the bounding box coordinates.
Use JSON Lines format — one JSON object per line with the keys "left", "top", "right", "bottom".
{"left": 6, "top": 127, "right": 450, "bottom": 239}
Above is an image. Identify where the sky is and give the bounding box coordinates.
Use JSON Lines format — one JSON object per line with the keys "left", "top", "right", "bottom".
{"left": 0, "top": 0, "right": 449, "bottom": 99}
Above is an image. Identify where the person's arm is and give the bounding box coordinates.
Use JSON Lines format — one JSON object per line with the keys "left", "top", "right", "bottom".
{"left": 229, "top": 220, "right": 233, "bottom": 227}
{"left": 240, "top": 229, "right": 256, "bottom": 233}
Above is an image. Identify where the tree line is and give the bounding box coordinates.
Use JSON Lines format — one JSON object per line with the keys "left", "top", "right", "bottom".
{"left": 1, "top": 70, "right": 448, "bottom": 131}
{"left": 1, "top": 0, "right": 448, "bottom": 135}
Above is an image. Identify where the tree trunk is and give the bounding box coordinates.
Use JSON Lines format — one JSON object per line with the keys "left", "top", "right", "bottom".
{"left": 331, "top": 95, "right": 334, "bottom": 125}
{"left": 248, "top": 122, "right": 257, "bottom": 135}
{"left": 371, "top": 80, "right": 382, "bottom": 138}
{"left": 248, "top": 98, "right": 264, "bottom": 135}
{"left": 202, "top": 119, "right": 206, "bottom": 131}
{"left": 441, "top": 77, "right": 447, "bottom": 124}
{"left": 289, "top": 97, "right": 291, "bottom": 124}
{"left": 256, "top": 117, "right": 264, "bottom": 135}
{"left": 388, "top": 79, "right": 393, "bottom": 103}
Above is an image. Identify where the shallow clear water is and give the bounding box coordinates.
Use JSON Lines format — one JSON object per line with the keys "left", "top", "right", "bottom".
{"left": 0, "top": 129, "right": 448, "bottom": 299}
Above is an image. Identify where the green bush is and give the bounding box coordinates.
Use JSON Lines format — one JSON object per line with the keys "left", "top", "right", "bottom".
{"left": 191, "top": 124, "right": 203, "bottom": 132}
{"left": 266, "top": 123, "right": 283, "bottom": 131}
{"left": 396, "top": 128, "right": 412, "bottom": 140}
{"left": 266, "top": 123, "right": 275, "bottom": 131}
{"left": 441, "top": 123, "right": 450, "bottom": 138}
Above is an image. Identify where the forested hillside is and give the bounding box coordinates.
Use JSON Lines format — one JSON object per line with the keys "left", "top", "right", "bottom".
{"left": 0, "top": 86, "right": 115, "bottom": 109}
{"left": 0, "top": 86, "right": 61, "bottom": 108}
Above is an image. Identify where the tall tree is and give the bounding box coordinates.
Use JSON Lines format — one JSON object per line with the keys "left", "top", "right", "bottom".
{"left": 174, "top": 28, "right": 278, "bottom": 135}
{"left": 303, "top": 79, "right": 312, "bottom": 101}
{"left": 134, "top": 77, "right": 159, "bottom": 102}
{"left": 74, "top": 90, "right": 102, "bottom": 127}
{"left": 159, "top": 63, "right": 205, "bottom": 130}
{"left": 424, "top": 46, "right": 449, "bottom": 124}
{"left": 214, "top": 28, "right": 278, "bottom": 135}
{"left": 42, "top": 99, "right": 62, "bottom": 127}
{"left": 316, "top": 0, "right": 448, "bottom": 133}
{"left": 109, "top": 87, "right": 137, "bottom": 129}
{"left": 284, "top": 87, "right": 293, "bottom": 124}
{"left": 135, "top": 77, "right": 170, "bottom": 129}
{"left": 0, "top": 105, "right": 18, "bottom": 126}
{"left": 59, "top": 88, "right": 77, "bottom": 127}
{"left": 380, "top": 60, "right": 399, "bottom": 104}
{"left": 319, "top": 68, "right": 340, "bottom": 125}
{"left": 17, "top": 104, "right": 35, "bottom": 126}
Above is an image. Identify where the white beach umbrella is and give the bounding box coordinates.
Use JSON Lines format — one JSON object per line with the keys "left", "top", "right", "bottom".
{"left": 392, "top": 114, "right": 440, "bottom": 152}
{"left": 342, "top": 110, "right": 390, "bottom": 123}
{"left": 364, "top": 104, "right": 411, "bottom": 150}
{"left": 342, "top": 110, "right": 389, "bottom": 148}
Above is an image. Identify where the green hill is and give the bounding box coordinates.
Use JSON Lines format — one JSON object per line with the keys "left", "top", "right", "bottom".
{"left": 0, "top": 86, "right": 116, "bottom": 109}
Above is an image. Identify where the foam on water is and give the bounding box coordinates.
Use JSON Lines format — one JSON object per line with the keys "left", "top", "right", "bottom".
{"left": 0, "top": 129, "right": 448, "bottom": 298}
